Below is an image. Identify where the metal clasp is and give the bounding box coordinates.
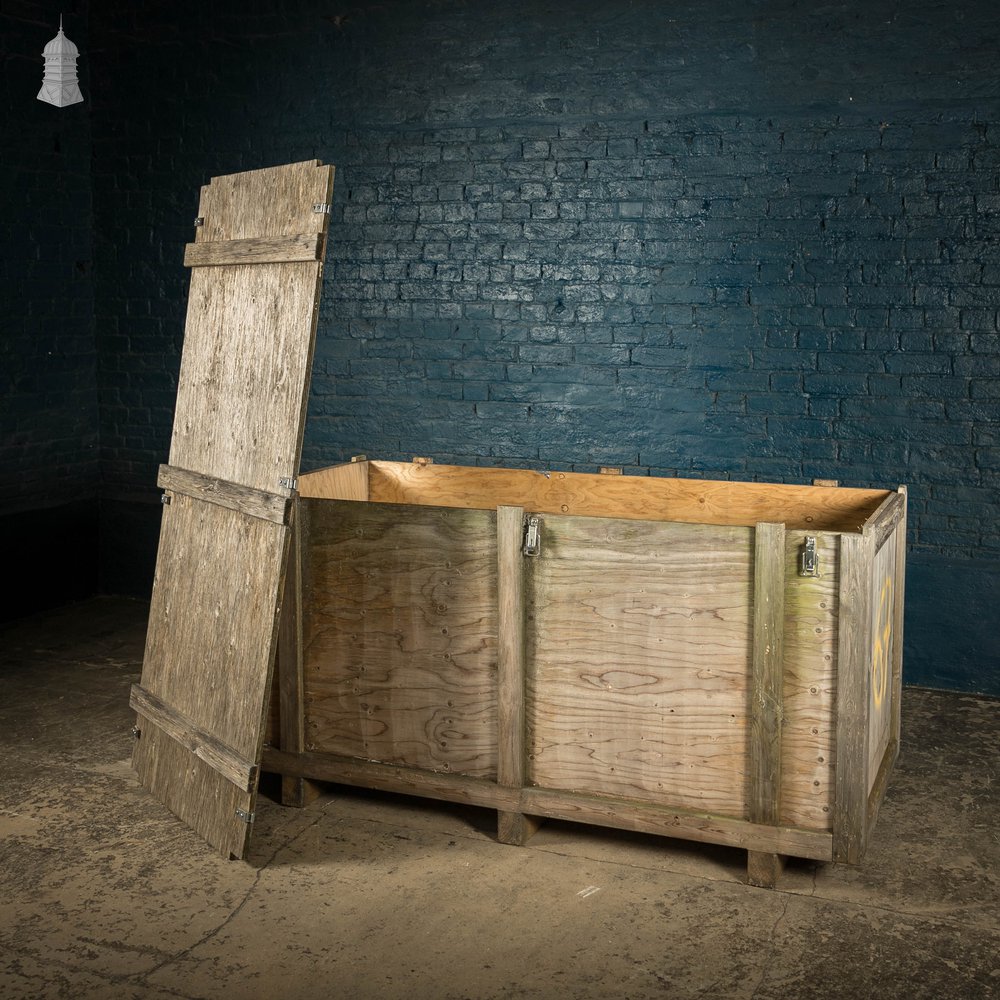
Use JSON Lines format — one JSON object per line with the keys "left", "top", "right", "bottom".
{"left": 523, "top": 515, "right": 541, "bottom": 557}
{"left": 799, "top": 536, "right": 818, "bottom": 577}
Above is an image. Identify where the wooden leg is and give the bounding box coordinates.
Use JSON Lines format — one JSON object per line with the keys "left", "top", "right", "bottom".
{"left": 497, "top": 810, "right": 543, "bottom": 846}
{"left": 281, "top": 775, "right": 322, "bottom": 808}
{"left": 747, "top": 851, "right": 785, "bottom": 888}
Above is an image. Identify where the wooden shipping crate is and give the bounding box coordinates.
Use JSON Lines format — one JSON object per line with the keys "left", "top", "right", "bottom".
{"left": 263, "top": 458, "right": 906, "bottom": 886}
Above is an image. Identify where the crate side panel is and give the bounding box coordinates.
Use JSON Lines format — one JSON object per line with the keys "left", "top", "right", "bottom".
{"left": 867, "top": 533, "right": 898, "bottom": 790}
{"left": 526, "top": 515, "right": 753, "bottom": 816}
{"left": 301, "top": 500, "right": 499, "bottom": 777}
{"left": 780, "top": 531, "right": 838, "bottom": 831}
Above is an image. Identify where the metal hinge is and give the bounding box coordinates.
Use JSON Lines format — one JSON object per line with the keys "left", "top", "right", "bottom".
{"left": 160, "top": 493, "right": 172, "bottom": 505}
{"left": 235, "top": 808, "right": 255, "bottom": 824}
{"left": 130, "top": 725, "right": 141, "bottom": 740}
{"left": 799, "top": 536, "right": 818, "bottom": 577}
{"left": 279, "top": 476, "right": 298, "bottom": 491}
{"left": 193, "top": 216, "right": 204, "bottom": 227}
{"left": 313, "top": 202, "right": 332, "bottom": 214}
{"left": 523, "top": 515, "right": 541, "bottom": 557}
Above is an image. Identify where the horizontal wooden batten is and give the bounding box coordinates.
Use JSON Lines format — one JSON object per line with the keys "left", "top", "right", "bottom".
{"left": 865, "top": 490, "right": 906, "bottom": 549}
{"left": 158, "top": 464, "right": 292, "bottom": 524}
{"left": 259, "top": 749, "right": 833, "bottom": 862}
{"left": 183, "top": 232, "right": 324, "bottom": 268}
{"left": 130, "top": 684, "right": 258, "bottom": 793}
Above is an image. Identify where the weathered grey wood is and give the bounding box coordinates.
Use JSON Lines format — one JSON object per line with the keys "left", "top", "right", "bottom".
{"left": 130, "top": 683, "right": 257, "bottom": 792}
{"left": 170, "top": 161, "right": 334, "bottom": 495}
{"left": 277, "top": 502, "right": 319, "bottom": 807}
{"left": 833, "top": 531, "right": 873, "bottom": 864}
{"left": 890, "top": 489, "right": 907, "bottom": 755}
{"left": 867, "top": 491, "right": 906, "bottom": 550}
{"left": 259, "top": 748, "right": 834, "bottom": 861}
{"left": 496, "top": 505, "right": 539, "bottom": 845}
{"left": 750, "top": 522, "right": 785, "bottom": 828}
{"left": 133, "top": 160, "right": 334, "bottom": 859}
{"left": 184, "top": 232, "right": 323, "bottom": 268}
{"left": 747, "top": 851, "right": 785, "bottom": 889}
{"left": 157, "top": 464, "right": 291, "bottom": 524}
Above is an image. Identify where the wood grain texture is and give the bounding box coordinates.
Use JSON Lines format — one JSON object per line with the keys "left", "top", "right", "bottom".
{"left": 866, "top": 532, "right": 897, "bottom": 792}
{"left": 184, "top": 232, "right": 323, "bottom": 268}
{"left": 779, "top": 532, "right": 838, "bottom": 832}
{"left": 496, "top": 506, "right": 526, "bottom": 788}
{"left": 298, "top": 461, "right": 370, "bottom": 501}
{"left": 169, "top": 261, "right": 322, "bottom": 494}
{"left": 134, "top": 161, "right": 334, "bottom": 858}
{"left": 193, "top": 160, "right": 331, "bottom": 243}
{"left": 750, "top": 523, "right": 785, "bottom": 827}
{"left": 367, "top": 461, "right": 890, "bottom": 532}
{"left": 889, "top": 489, "right": 907, "bottom": 758}
{"left": 139, "top": 495, "right": 288, "bottom": 756}
{"left": 158, "top": 464, "right": 291, "bottom": 524}
{"left": 525, "top": 514, "right": 753, "bottom": 816}
{"left": 300, "top": 499, "right": 500, "bottom": 777}
{"left": 833, "top": 531, "right": 873, "bottom": 864}
{"left": 259, "top": 748, "right": 833, "bottom": 861}
{"left": 130, "top": 684, "right": 257, "bottom": 792}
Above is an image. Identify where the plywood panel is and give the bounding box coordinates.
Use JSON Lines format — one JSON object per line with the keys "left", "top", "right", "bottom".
{"left": 133, "top": 161, "right": 334, "bottom": 858}
{"left": 367, "top": 461, "right": 890, "bottom": 532}
{"left": 780, "top": 531, "right": 838, "bottom": 832}
{"left": 299, "top": 460, "right": 370, "bottom": 501}
{"left": 525, "top": 514, "right": 753, "bottom": 816}
{"left": 300, "top": 500, "right": 499, "bottom": 777}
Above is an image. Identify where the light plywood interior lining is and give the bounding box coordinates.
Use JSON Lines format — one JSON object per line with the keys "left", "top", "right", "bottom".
{"left": 299, "top": 460, "right": 890, "bottom": 532}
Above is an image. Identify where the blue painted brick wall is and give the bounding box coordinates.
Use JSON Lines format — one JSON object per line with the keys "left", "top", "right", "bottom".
{"left": 1, "top": 4, "right": 98, "bottom": 516}
{"left": 87, "top": 0, "right": 999, "bottom": 692}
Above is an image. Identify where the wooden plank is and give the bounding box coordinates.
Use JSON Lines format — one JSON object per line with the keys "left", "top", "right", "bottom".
{"left": 299, "top": 499, "right": 499, "bottom": 777}
{"left": 134, "top": 161, "right": 334, "bottom": 859}
{"left": 157, "top": 464, "right": 291, "bottom": 524}
{"left": 889, "top": 489, "right": 907, "bottom": 760}
{"left": 525, "top": 514, "right": 753, "bottom": 816}
{"left": 170, "top": 162, "right": 335, "bottom": 495}
{"left": 750, "top": 522, "right": 785, "bottom": 828}
{"left": 367, "top": 460, "right": 891, "bottom": 533}
{"left": 298, "top": 460, "right": 370, "bottom": 501}
{"left": 496, "top": 505, "right": 538, "bottom": 845}
{"left": 276, "top": 502, "right": 320, "bottom": 807}
{"left": 259, "top": 748, "right": 834, "bottom": 861}
{"left": 130, "top": 684, "right": 257, "bottom": 793}
{"left": 779, "top": 531, "right": 838, "bottom": 832}
{"left": 866, "top": 491, "right": 905, "bottom": 550}
{"left": 833, "top": 531, "right": 873, "bottom": 864}
{"left": 193, "top": 159, "right": 330, "bottom": 243}
{"left": 747, "top": 851, "right": 786, "bottom": 888}
{"left": 184, "top": 232, "right": 323, "bottom": 268}
{"left": 866, "top": 533, "right": 897, "bottom": 791}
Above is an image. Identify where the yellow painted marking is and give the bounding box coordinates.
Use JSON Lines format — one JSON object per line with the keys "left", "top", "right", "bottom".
{"left": 871, "top": 575, "right": 893, "bottom": 709}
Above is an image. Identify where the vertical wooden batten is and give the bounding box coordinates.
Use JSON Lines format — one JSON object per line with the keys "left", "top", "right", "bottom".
{"left": 495, "top": 505, "right": 538, "bottom": 845}
{"left": 833, "top": 530, "right": 874, "bottom": 864}
{"left": 748, "top": 521, "right": 786, "bottom": 886}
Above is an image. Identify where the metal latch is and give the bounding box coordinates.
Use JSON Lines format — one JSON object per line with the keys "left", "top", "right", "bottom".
{"left": 235, "top": 808, "right": 255, "bottom": 824}
{"left": 799, "top": 536, "right": 818, "bottom": 577}
{"left": 193, "top": 216, "right": 204, "bottom": 227}
{"left": 523, "top": 515, "right": 541, "bottom": 557}
{"left": 279, "top": 476, "right": 298, "bottom": 491}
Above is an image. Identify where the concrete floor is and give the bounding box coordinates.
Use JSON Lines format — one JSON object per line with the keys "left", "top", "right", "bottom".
{"left": 0, "top": 597, "right": 997, "bottom": 1000}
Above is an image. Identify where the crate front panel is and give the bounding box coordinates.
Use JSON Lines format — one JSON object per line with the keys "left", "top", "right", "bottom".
{"left": 525, "top": 514, "right": 754, "bottom": 816}
{"left": 300, "top": 500, "right": 499, "bottom": 777}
